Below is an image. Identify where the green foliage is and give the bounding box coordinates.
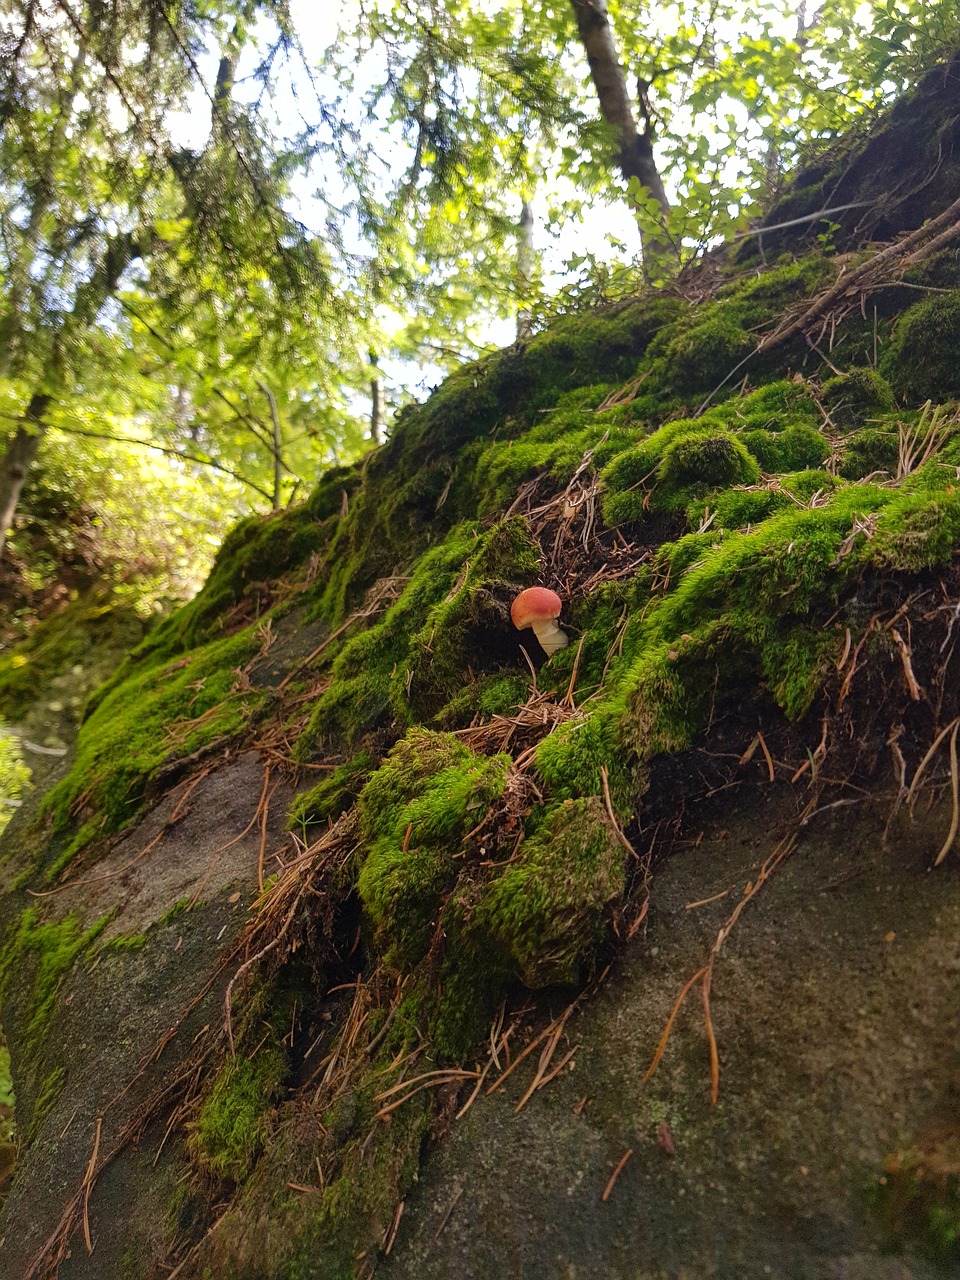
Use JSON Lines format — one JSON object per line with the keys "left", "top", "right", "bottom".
{"left": 0, "top": 730, "right": 30, "bottom": 838}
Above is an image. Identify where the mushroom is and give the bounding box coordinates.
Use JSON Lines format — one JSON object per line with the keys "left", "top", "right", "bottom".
{"left": 510, "top": 586, "right": 568, "bottom": 657}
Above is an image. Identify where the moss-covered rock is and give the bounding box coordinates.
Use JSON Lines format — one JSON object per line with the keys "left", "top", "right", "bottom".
{"left": 356, "top": 730, "right": 511, "bottom": 972}
{"left": 882, "top": 289, "right": 960, "bottom": 404}
{"left": 470, "top": 797, "right": 626, "bottom": 988}
{"left": 820, "top": 367, "right": 895, "bottom": 428}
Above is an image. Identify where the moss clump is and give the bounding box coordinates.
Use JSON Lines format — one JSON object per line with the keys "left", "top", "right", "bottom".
{"left": 399, "top": 517, "right": 542, "bottom": 721}
{"left": 356, "top": 730, "right": 511, "bottom": 971}
{"left": 708, "top": 378, "right": 818, "bottom": 431}
{"left": 470, "top": 797, "right": 626, "bottom": 988}
{"left": 157, "top": 899, "right": 195, "bottom": 926}
{"left": 434, "top": 672, "right": 529, "bottom": 728}
{"left": 602, "top": 419, "right": 759, "bottom": 523}
{"left": 820, "top": 368, "right": 895, "bottom": 428}
{"left": 189, "top": 1048, "right": 286, "bottom": 1183}
{"left": 295, "top": 528, "right": 478, "bottom": 753}
{"left": 229, "top": 1081, "right": 430, "bottom": 1280}
{"left": 741, "top": 423, "right": 830, "bottom": 473}
{"left": 882, "top": 290, "right": 960, "bottom": 404}
{"left": 839, "top": 425, "right": 900, "bottom": 479}
{"left": 653, "top": 259, "right": 832, "bottom": 396}
{"left": 535, "top": 704, "right": 634, "bottom": 808}
{"left": 486, "top": 295, "right": 686, "bottom": 424}
{"left": 288, "top": 750, "right": 375, "bottom": 832}
{"left": 40, "top": 628, "right": 265, "bottom": 865}
{"left": 779, "top": 470, "right": 843, "bottom": 503}
{"left": 659, "top": 428, "right": 760, "bottom": 492}
{"left": 662, "top": 305, "right": 757, "bottom": 395}
{"left": 686, "top": 488, "right": 789, "bottom": 532}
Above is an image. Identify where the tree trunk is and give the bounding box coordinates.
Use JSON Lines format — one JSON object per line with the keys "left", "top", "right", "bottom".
{"left": 568, "top": 0, "right": 672, "bottom": 268}
{"left": 517, "top": 200, "right": 536, "bottom": 341}
{"left": 257, "top": 381, "right": 284, "bottom": 510}
{"left": 0, "top": 394, "right": 50, "bottom": 558}
{"left": 370, "top": 352, "right": 385, "bottom": 445}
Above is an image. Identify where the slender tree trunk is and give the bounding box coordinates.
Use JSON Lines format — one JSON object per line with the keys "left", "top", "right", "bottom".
{"left": 257, "top": 381, "right": 284, "bottom": 510}
{"left": 0, "top": 394, "right": 50, "bottom": 558}
{"left": 369, "top": 351, "right": 384, "bottom": 445}
{"left": 517, "top": 199, "right": 536, "bottom": 341}
{"left": 568, "top": 0, "right": 672, "bottom": 268}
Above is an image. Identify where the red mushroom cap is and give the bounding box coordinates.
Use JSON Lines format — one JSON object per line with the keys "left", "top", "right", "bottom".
{"left": 511, "top": 586, "right": 563, "bottom": 631}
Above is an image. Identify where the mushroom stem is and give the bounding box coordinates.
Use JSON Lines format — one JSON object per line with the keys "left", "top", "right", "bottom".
{"left": 532, "top": 618, "right": 569, "bottom": 656}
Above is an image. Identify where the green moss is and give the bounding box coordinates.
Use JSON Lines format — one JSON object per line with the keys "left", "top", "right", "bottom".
{"left": 839, "top": 426, "right": 900, "bottom": 479}
{"left": 100, "top": 931, "right": 147, "bottom": 951}
{"left": 652, "top": 259, "right": 832, "bottom": 397}
{"left": 742, "top": 423, "right": 830, "bottom": 472}
{"left": 113, "top": 493, "right": 353, "bottom": 679}
{"left": 295, "top": 528, "right": 479, "bottom": 753}
{"left": 469, "top": 797, "right": 626, "bottom": 987}
{"left": 0, "top": 908, "right": 111, "bottom": 1048}
{"left": 29, "top": 1065, "right": 66, "bottom": 1140}
{"left": 0, "top": 588, "right": 145, "bottom": 722}
{"left": 686, "top": 487, "right": 790, "bottom": 532}
{"left": 189, "top": 1048, "right": 286, "bottom": 1182}
{"left": 40, "top": 628, "right": 265, "bottom": 867}
{"left": 535, "top": 704, "right": 633, "bottom": 808}
{"left": 602, "top": 418, "right": 759, "bottom": 523}
{"left": 662, "top": 303, "right": 758, "bottom": 395}
{"left": 157, "top": 898, "right": 195, "bottom": 926}
{"left": 488, "top": 295, "right": 685, "bottom": 423}
{"left": 882, "top": 290, "right": 960, "bottom": 403}
{"left": 434, "top": 672, "right": 530, "bottom": 728}
{"left": 779, "top": 470, "right": 844, "bottom": 502}
{"left": 706, "top": 378, "right": 819, "bottom": 431}
{"left": 356, "top": 730, "right": 510, "bottom": 971}
{"left": 272, "top": 1086, "right": 430, "bottom": 1280}
{"left": 288, "top": 750, "right": 375, "bottom": 831}
{"left": 399, "top": 517, "right": 542, "bottom": 721}
{"left": 0, "top": 728, "right": 30, "bottom": 838}
{"left": 820, "top": 368, "right": 895, "bottom": 428}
